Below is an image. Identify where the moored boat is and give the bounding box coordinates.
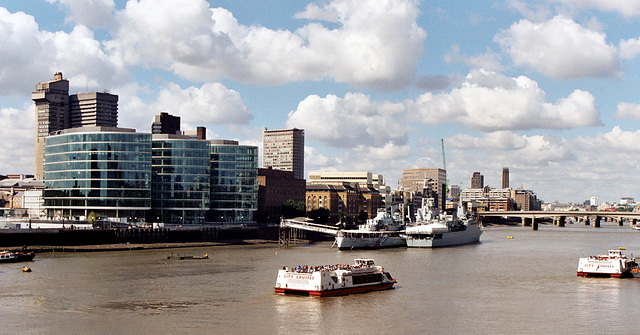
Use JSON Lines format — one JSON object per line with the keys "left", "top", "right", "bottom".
{"left": 577, "top": 249, "right": 639, "bottom": 278}
{"left": 334, "top": 209, "right": 406, "bottom": 250}
{"left": 274, "top": 258, "right": 396, "bottom": 296}
{"left": 0, "top": 250, "right": 36, "bottom": 263}
{"left": 404, "top": 199, "right": 482, "bottom": 248}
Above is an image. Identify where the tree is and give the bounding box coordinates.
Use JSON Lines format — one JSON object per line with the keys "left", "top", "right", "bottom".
{"left": 282, "top": 199, "right": 306, "bottom": 219}
{"left": 87, "top": 211, "right": 97, "bottom": 226}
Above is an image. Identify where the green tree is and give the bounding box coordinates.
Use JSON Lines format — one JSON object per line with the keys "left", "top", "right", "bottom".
{"left": 87, "top": 211, "right": 97, "bottom": 226}
{"left": 282, "top": 199, "right": 306, "bottom": 219}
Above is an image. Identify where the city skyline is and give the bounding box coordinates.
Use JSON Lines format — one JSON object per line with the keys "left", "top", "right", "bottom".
{"left": 1, "top": 1, "right": 640, "bottom": 203}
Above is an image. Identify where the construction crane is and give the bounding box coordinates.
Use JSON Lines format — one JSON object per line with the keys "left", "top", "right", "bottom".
{"left": 441, "top": 139, "right": 449, "bottom": 200}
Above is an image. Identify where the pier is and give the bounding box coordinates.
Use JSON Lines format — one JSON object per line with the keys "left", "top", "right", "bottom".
{"left": 279, "top": 218, "right": 338, "bottom": 247}
{"left": 479, "top": 211, "right": 640, "bottom": 230}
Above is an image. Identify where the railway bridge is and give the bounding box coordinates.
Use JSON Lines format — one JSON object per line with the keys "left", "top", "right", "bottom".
{"left": 479, "top": 211, "right": 640, "bottom": 230}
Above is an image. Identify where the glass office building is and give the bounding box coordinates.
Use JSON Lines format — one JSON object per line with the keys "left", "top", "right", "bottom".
{"left": 43, "top": 127, "right": 152, "bottom": 220}
{"left": 151, "top": 136, "right": 210, "bottom": 224}
{"left": 208, "top": 140, "right": 258, "bottom": 222}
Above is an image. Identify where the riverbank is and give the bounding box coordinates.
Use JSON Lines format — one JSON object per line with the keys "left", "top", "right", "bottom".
{"left": 6, "top": 239, "right": 282, "bottom": 253}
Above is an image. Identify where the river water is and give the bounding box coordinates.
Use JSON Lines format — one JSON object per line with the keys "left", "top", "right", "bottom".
{"left": 3, "top": 222, "right": 640, "bottom": 334}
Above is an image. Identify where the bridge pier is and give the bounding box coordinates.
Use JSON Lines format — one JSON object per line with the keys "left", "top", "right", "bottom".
{"left": 593, "top": 216, "right": 600, "bottom": 228}
{"left": 532, "top": 218, "right": 538, "bottom": 231}
{"left": 522, "top": 217, "right": 531, "bottom": 227}
{"left": 632, "top": 219, "right": 637, "bottom": 228}
{"left": 558, "top": 216, "right": 565, "bottom": 227}
{"left": 582, "top": 217, "right": 589, "bottom": 225}
{"left": 618, "top": 218, "right": 624, "bottom": 226}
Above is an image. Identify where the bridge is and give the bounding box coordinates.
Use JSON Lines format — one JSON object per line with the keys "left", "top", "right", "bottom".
{"left": 279, "top": 218, "right": 339, "bottom": 246}
{"left": 479, "top": 211, "right": 640, "bottom": 230}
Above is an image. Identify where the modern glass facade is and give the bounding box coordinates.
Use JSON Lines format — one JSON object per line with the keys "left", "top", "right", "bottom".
{"left": 151, "top": 138, "right": 210, "bottom": 224}
{"left": 208, "top": 141, "right": 258, "bottom": 222}
{"left": 43, "top": 128, "right": 152, "bottom": 219}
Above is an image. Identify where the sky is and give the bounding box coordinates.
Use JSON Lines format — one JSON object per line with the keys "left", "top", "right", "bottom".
{"left": 1, "top": 0, "right": 640, "bottom": 204}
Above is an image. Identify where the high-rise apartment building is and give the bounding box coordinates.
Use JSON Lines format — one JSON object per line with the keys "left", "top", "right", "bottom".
{"left": 69, "top": 92, "right": 118, "bottom": 128}
{"left": 471, "top": 172, "right": 484, "bottom": 189}
{"left": 502, "top": 167, "right": 509, "bottom": 189}
{"left": 262, "top": 128, "right": 304, "bottom": 180}
{"left": 32, "top": 73, "right": 118, "bottom": 179}
{"left": 32, "top": 72, "right": 70, "bottom": 180}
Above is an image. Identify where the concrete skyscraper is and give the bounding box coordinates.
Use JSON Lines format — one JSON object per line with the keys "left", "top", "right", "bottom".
{"left": 32, "top": 73, "right": 118, "bottom": 179}
{"left": 502, "top": 167, "right": 509, "bottom": 189}
{"left": 262, "top": 128, "right": 305, "bottom": 180}
{"left": 32, "top": 72, "right": 70, "bottom": 180}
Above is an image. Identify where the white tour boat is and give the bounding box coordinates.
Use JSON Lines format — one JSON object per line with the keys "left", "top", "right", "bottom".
{"left": 577, "top": 249, "right": 639, "bottom": 278}
{"left": 334, "top": 209, "right": 406, "bottom": 249}
{"left": 404, "top": 199, "right": 482, "bottom": 248}
{"left": 274, "top": 258, "right": 396, "bottom": 296}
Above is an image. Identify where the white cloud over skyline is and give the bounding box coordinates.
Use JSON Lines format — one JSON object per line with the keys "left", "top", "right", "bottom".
{"left": 1, "top": 0, "right": 640, "bottom": 203}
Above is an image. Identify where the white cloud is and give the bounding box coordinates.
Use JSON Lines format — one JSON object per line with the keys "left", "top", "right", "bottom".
{"left": 619, "top": 37, "right": 640, "bottom": 60}
{"left": 153, "top": 82, "right": 252, "bottom": 126}
{"left": 495, "top": 15, "right": 619, "bottom": 79}
{"left": 46, "top": 0, "right": 115, "bottom": 28}
{"left": 408, "top": 69, "right": 602, "bottom": 132}
{"left": 0, "top": 105, "right": 35, "bottom": 174}
{"left": 110, "top": 0, "right": 426, "bottom": 89}
{"left": 555, "top": 0, "right": 640, "bottom": 18}
{"left": 614, "top": 102, "right": 640, "bottom": 120}
{"left": 286, "top": 92, "right": 408, "bottom": 148}
{"left": 0, "top": 8, "right": 127, "bottom": 96}
{"left": 443, "top": 127, "right": 640, "bottom": 201}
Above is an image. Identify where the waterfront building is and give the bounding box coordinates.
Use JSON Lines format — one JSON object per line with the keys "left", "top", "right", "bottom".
{"left": 590, "top": 196, "right": 599, "bottom": 207}
{"left": 151, "top": 134, "right": 210, "bottom": 224}
{"left": 305, "top": 184, "right": 344, "bottom": 221}
{"left": 511, "top": 188, "right": 542, "bottom": 211}
{"left": 208, "top": 140, "right": 258, "bottom": 223}
{"left": 0, "top": 177, "right": 44, "bottom": 217}
{"left": 262, "top": 128, "right": 304, "bottom": 180}
{"left": 152, "top": 112, "right": 181, "bottom": 135}
{"left": 460, "top": 186, "right": 516, "bottom": 212}
{"left": 401, "top": 168, "right": 446, "bottom": 210}
{"left": 257, "top": 167, "right": 306, "bottom": 223}
{"left": 23, "top": 189, "right": 45, "bottom": 218}
{"left": 43, "top": 126, "right": 152, "bottom": 220}
{"left": 308, "top": 171, "right": 389, "bottom": 210}
{"left": 502, "top": 167, "right": 509, "bottom": 189}
{"left": 620, "top": 197, "right": 635, "bottom": 205}
{"left": 471, "top": 172, "right": 484, "bottom": 189}
{"left": 32, "top": 73, "right": 119, "bottom": 179}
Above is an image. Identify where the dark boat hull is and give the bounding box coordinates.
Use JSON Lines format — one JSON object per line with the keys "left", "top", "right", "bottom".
{"left": 0, "top": 252, "right": 36, "bottom": 263}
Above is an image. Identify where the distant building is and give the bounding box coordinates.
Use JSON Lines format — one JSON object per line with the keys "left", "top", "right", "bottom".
{"left": 401, "top": 168, "right": 446, "bottom": 210}
{"left": 262, "top": 128, "right": 305, "bottom": 180}
{"left": 511, "top": 188, "right": 542, "bottom": 211}
{"left": 152, "top": 112, "right": 181, "bottom": 135}
{"left": 502, "top": 167, "right": 509, "bottom": 189}
{"left": 32, "top": 73, "right": 119, "bottom": 179}
{"left": 471, "top": 172, "right": 484, "bottom": 189}
{"left": 460, "top": 186, "right": 516, "bottom": 212}
{"left": 257, "top": 167, "right": 306, "bottom": 223}
{"left": 69, "top": 92, "right": 118, "bottom": 128}
{"left": 590, "top": 196, "right": 599, "bottom": 207}
{"left": 620, "top": 197, "right": 635, "bottom": 205}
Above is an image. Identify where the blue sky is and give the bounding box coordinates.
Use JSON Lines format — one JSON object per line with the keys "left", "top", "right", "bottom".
{"left": 2, "top": 0, "right": 640, "bottom": 204}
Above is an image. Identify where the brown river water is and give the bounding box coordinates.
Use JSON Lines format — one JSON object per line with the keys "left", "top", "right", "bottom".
{"left": 3, "top": 222, "right": 640, "bottom": 334}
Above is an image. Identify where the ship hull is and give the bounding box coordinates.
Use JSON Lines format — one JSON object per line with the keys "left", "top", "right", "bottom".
{"left": 274, "top": 282, "right": 395, "bottom": 297}
{"left": 335, "top": 236, "right": 406, "bottom": 250}
{"left": 405, "top": 225, "right": 482, "bottom": 248}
